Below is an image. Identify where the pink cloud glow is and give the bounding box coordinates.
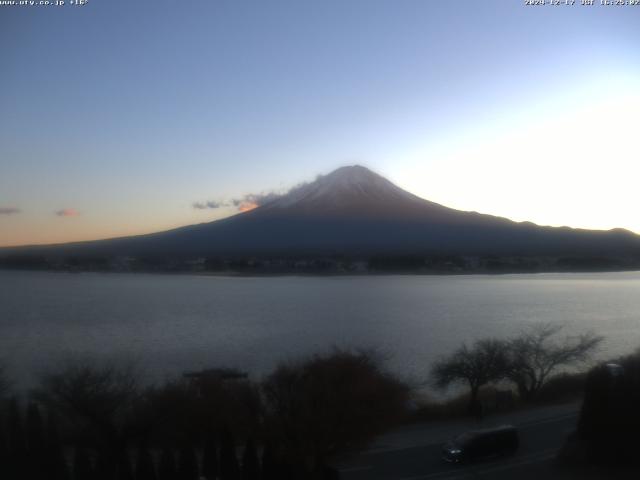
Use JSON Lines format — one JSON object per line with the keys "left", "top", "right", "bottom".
{"left": 55, "top": 208, "right": 81, "bottom": 217}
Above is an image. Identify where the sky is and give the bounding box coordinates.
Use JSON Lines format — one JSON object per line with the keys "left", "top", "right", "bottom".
{"left": 1, "top": 0, "right": 639, "bottom": 247}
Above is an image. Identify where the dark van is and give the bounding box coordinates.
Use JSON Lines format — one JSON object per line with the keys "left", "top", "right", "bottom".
{"left": 442, "top": 425, "right": 519, "bottom": 463}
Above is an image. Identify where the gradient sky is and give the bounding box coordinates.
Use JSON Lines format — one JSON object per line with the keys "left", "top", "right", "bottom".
{"left": 1, "top": 0, "right": 639, "bottom": 247}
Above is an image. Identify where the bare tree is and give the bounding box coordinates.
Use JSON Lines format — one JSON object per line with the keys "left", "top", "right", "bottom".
{"left": 32, "top": 359, "right": 142, "bottom": 473}
{"left": 506, "top": 323, "right": 603, "bottom": 402}
{"left": 34, "top": 361, "right": 140, "bottom": 426}
{"left": 430, "top": 339, "right": 509, "bottom": 413}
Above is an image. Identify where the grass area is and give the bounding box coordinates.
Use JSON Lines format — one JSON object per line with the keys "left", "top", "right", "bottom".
{"left": 408, "top": 372, "right": 586, "bottom": 423}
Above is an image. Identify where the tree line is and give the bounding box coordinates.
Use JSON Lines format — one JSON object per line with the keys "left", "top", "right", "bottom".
{"left": 0, "top": 349, "right": 409, "bottom": 480}
{"left": 0, "top": 323, "right": 603, "bottom": 479}
{"left": 430, "top": 323, "right": 602, "bottom": 414}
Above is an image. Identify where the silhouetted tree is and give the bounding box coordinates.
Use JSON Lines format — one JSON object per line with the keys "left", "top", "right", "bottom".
{"left": 0, "top": 364, "right": 10, "bottom": 400}
{"left": 177, "top": 443, "right": 199, "bottom": 480}
{"left": 116, "top": 450, "right": 135, "bottom": 480}
{"left": 95, "top": 447, "right": 116, "bottom": 480}
{"left": 577, "top": 353, "right": 640, "bottom": 465}
{"left": 431, "top": 339, "right": 509, "bottom": 413}
{"left": 26, "top": 402, "right": 47, "bottom": 479}
{"left": 137, "top": 379, "right": 194, "bottom": 446}
{"left": 0, "top": 394, "right": 8, "bottom": 477}
{"left": 34, "top": 360, "right": 140, "bottom": 428}
{"left": 135, "top": 443, "right": 157, "bottom": 480}
{"left": 219, "top": 427, "right": 240, "bottom": 480}
{"left": 263, "top": 349, "right": 410, "bottom": 475}
{"left": 316, "top": 464, "right": 341, "bottom": 480}
{"left": 7, "top": 398, "right": 27, "bottom": 479}
{"left": 0, "top": 415, "right": 9, "bottom": 480}
{"left": 506, "top": 323, "right": 603, "bottom": 402}
{"left": 140, "top": 371, "right": 260, "bottom": 450}
{"left": 241, "top": 438, "right": 259, "bottom": 480}
{"left": 260, "top": 443, "right": 291, "bottom": 480}
{"left": 201, "top": 431, "right": 219, "bottom": 480}
{"left": 275, "top": 454, "right": 293, "bottom": 480}
{"left": 34, "top": 360, "right": 142, "bottom": 474}
{"left": 45, "top": 412, "right": 70, "bottom": 480}
{"left": 260, "top": 442, "right": 277, "bottom": 480}
{"left": 73, "top": 447, "right": 94, "bottom": 480}
{"left": 158, "top": 447, "right": 178, "bottom": 480}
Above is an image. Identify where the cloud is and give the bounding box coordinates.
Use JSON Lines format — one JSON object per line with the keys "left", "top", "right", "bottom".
{"left": 237, "top": 201, "right": 259, "bottom": 213}
{"left": 240, "top": 192, "right": 283, "bottom": 206}
{"left": 55, "top": 208, "right": 80, "bottom": 217}
{"left": 193, "top": 184, "right": 305, "bottom": 214}
{"left": 0, "top": 207, "right": 20, "bottom": 215}
{"left": 193, "top": 200, "right": 225, "bottom": 210}
{"left": 231, "top": 192, "right": 285, "bottom": 213}
{"left": 193, "top": 192, "right": 283, "bottom": 212}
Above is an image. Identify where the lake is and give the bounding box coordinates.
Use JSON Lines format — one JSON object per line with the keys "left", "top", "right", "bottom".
{"left": 1, "top": 270, "right": 640, "bottom": 390}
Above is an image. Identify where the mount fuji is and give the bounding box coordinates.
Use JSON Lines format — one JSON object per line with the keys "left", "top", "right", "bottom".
{"left": 3, "top": 165, "right": 640, "bottom": 261}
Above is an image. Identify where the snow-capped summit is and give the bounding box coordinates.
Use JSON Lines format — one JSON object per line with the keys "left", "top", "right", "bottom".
{"left": 259, "top": 165, "right": 448, "bottom": 218}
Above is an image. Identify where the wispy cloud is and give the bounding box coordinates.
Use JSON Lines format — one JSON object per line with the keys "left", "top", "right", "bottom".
{"left": 0, "top": 207, "right": 20, "bottom": 215}
{"left": 193, "top": 200, "right": 225, "bottom": 210}
{"left": 232, "top": 192, "right": 284, "bottom": 213}
{"left": 239, "top": 192, "right": 283, "bottom": 206}
{"left": 55, "top": 208, "right": 80, "bottom": 217}
{"left": 193, "top": 185, "right": 305, "bottom": 213}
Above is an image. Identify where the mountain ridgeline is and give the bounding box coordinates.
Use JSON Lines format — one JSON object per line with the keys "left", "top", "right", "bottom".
{"left": 2, "top": 166, "right": 640, "bottom": 272}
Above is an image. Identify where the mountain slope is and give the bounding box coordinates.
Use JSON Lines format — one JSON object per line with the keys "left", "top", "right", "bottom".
{"left": 3, "top": 165, "right": 640, "bottom": 259}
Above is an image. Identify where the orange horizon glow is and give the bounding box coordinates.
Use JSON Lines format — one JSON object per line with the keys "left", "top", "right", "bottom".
{"left": 238, "top": 202, "right": 259, "bottom": 213}
{"left": 0, "top": 217, "right": 215, "bottom": 248}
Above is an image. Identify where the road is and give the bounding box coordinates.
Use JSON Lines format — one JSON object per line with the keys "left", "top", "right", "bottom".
{"left": 339, "top": 403, "right": 581, "bottom": 480}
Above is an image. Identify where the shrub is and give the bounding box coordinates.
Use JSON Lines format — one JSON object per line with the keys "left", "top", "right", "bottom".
{"left": 262, "top": 348, "right": 410, "bottom": 474}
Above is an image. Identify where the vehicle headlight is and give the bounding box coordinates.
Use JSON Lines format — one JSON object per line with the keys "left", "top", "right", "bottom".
{"left": 449, "top": 448, "right": 462, "bottom": 455}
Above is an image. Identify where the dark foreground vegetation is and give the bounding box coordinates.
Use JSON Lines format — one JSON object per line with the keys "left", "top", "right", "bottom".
{"left": 429, "top": 324, "right": 602, "bottom": 416}
{"left": 557, "top": 348, "right": 640, "bottom": 470}
{"left": 0, "top": 323, "right": 624, "bottom": 479}
{"left": 0, "top": 350, "right": 409, "bottom": 480}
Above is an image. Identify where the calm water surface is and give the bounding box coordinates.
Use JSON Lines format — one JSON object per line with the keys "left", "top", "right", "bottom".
{"left": 2, "top": 270, "right": 640, "bottom": 388}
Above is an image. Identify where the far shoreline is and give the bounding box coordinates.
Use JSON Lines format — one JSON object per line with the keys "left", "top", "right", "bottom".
{"left": 2, "top": 266, "right": 640, "bottom": 278}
